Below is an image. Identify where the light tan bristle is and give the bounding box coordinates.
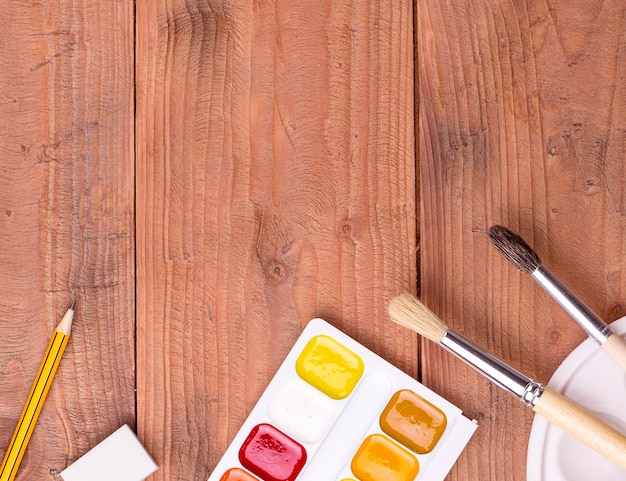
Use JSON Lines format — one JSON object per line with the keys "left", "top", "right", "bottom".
{"left": 388, "top": 293, "right": 448, "bottom": 343}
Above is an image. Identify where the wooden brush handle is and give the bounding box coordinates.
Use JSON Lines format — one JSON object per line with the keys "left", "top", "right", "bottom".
{"left": 533, "top": 387, "right": 626, "bottom": 470}
{"left": 601, "top": 334, "right": 626, "bottom": 373}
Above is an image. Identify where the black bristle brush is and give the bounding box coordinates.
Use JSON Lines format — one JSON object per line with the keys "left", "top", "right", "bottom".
{"left": 488, "top": 225, "right": 626, "bottom": 373}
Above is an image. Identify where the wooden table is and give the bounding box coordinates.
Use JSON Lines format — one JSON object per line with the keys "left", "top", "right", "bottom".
{"left": 0, "top": 1, "right": 624, "bottom": 480}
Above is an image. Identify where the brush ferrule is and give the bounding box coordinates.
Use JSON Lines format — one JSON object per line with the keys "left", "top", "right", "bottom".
{"left": 521, "top": 381, "right": 545, "bottom": 408}
{"left": 532, "top": 265, "right": 612, "bottom": 344}
{"left": 441, "top": 331, "right": 543, "bottom": 406}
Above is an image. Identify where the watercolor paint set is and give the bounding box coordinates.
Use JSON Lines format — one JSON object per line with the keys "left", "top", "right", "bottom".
{"left": 208, "top": 318, "right": 477, "bottom": 481}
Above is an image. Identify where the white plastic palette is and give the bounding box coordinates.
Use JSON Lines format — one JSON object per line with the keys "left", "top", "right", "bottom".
{"left": 208, "top": 318, "right": 477, "bottom": 481}
{"left": 527, "top": 316, "right": 626, "bottom": 481}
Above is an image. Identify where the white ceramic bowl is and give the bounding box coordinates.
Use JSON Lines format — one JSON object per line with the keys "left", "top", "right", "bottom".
{"left": 527, "top": 316, "right": 626, "bottom": 481}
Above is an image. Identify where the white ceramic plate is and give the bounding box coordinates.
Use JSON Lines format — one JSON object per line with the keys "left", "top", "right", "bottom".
{"left": 527, "top": 316, "right": 626, "bottom": 481}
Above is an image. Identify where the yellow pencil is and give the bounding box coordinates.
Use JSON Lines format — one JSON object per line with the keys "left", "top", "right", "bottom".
{"left": 0, "top": 300, "right": 75, "bottom": 481}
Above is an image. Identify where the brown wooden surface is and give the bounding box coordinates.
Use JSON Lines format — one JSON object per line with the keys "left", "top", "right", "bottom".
{"left": 419, "top": 1, "right": 626, "bottom": 480}
{"left": 135, "top": 1, "right": 416, "bottom": 480}
{"left": 0, "top": 1, "right": 135, "bottom": 480}
{"left": 2, "top": 0, "right": 625, "bottom": 480}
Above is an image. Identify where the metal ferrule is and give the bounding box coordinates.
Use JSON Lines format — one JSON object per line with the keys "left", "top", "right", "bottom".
{"left": 441, "top": 330, "right": 545, "bottom": 407}
{"left": 532, "top": 265, "right": 612, "bottom": 344}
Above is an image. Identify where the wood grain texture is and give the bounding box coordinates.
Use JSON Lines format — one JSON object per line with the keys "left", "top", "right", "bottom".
{"left": 0, "top": 1, "right": 135, "bottom": 479}
{"left": 418, "top": 0, "right": 626, "bottom": 479}
{"left": 135, "top": 0, "right": 416, "bottom": 479}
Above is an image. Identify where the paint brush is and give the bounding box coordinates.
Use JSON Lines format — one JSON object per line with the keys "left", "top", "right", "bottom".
{"left": 388, "top": 293, "right": 626, "bottom": 470}
{"left": 488, "top": 225, "right": 626, "bottom": 373}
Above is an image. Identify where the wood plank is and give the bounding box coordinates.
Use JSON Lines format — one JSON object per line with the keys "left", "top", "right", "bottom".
{"left": 418, "top": 0, "right": 626, "bottom": 479}
{"left": 135, "top": 0, "right": 416, "bottom": 478}
{"left": 0, "top": 1, "right": 135, "bottom": 479}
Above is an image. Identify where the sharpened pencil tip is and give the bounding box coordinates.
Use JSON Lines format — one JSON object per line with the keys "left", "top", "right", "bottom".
{"left": 70, "top": 299, "right": 76, "bottom": 310}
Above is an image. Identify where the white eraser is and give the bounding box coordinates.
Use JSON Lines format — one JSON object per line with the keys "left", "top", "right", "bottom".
{"left": 61, "top": 424, "right": 158, "bottom": 481}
